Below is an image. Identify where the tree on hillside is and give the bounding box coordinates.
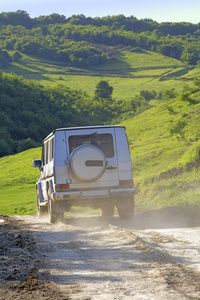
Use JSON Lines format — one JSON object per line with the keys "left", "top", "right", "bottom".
{"left": 156, "top": 43, "right": 183, "bottom": 59}
{"left": 194, "top": 76, "right": 200, "bottom": 88}
{"left": 0, "top": 50, "right": 12, "bottom": 67}
{"left": 162, "top": 88, "right": 177, "bottom": 100}
{"left": 140, "top": 90, "right": 157, "bottom": 101}
{"left": 169, "top": 119, "right": 187, "bottom": 140}
{"left": 94, "top": 80, "right": 113, "bottom": 100}
{"left": 0, "top": 10, "right": 33, "bottom": 28}
{"left": 179, "top": 92, "right": 193, "bottom": 103}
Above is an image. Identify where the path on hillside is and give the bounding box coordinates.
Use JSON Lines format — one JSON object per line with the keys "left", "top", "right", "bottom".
{"left": 1, "top": 208, "right": 200, "bottom": 299}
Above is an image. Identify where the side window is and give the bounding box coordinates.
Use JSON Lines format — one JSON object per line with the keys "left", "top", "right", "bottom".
{"left": 41, "top": 143, "right": 45, "bottom": 166}
{"left": 42, "top": 139, "right": 54, "bottom": 166}
{"left": 69, "top": 133, "right": 114, "bottom": 158}
{"left": 49, "top": 138, "right": 54, "bottom": 162}
{"left": 46, "top": 141, "right": 49, "bottom": 165}
{"left": 52, "top": 137, "right": 54, "bottom": 160}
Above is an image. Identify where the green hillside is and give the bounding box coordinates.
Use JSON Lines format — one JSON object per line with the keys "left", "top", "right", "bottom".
{"left": 124, "top": 95, "right": 200, "bottom": 211}
{"left": 1, "top": 11, "right": 200, "bottom": 103}
{"left": 3, "top": 50, "right": 196, "bottom": 102}
{"left": 0, "top": 148, "right": 41, "bottom": 215}
{"left": 1, "top": 88, "right": 200, "bottom": 215}
{"left": 1, "top": 11, "right": 200, "bottom": 215}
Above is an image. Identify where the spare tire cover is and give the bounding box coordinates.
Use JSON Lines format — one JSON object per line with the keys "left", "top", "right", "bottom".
{"left": 69, "top": 144, "right": 106, "bottom": 182}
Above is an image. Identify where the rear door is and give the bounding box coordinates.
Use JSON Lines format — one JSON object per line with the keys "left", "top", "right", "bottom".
{"left": 66, "top": 128, "right": 119, "bottom": 189}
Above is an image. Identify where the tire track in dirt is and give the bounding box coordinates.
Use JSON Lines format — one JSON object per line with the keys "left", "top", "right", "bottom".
{"left": 19, "top": 212, "right": 200, "bottom": 299}
{"left": 2, "top": 208, "right": 200, "bottom": 299}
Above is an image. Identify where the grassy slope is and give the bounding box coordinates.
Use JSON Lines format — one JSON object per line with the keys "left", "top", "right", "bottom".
{"left": 1, "top": 96, "right": 200, "bottom": 215}
{"left": 3, "top": 49, "right": 197, "bottom": 101}
{"left": 123, "top": 97, "right": 200, "bottom": 212}
{"left": 1, "top": 49, "right": 200, "bottom": 215}
{"left": 0, "top": 148, "right": 41, "bottom": 215}
{"left": 0, "top": 148, "right": 100, "bottom": 216}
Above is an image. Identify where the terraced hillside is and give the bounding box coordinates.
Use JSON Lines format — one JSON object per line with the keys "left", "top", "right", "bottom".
{"left": 3, "top": 49, "right": 196, "bottom": 101}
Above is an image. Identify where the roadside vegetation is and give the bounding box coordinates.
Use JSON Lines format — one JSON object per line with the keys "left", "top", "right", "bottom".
{"left": 124, "top": 81, "right": 200, "bottom": 211}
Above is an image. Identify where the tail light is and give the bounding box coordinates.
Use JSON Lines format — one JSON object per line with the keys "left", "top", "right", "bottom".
{"left": 119, "top": 180, "right": 133, "bottom": 187}
{"left": 57, "top": 184, "right": 70, "bottom": 190}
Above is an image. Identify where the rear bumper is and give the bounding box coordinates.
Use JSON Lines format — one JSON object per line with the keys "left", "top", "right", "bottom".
{"left": 52, "top": 187, "right": 136, "bottom": 201}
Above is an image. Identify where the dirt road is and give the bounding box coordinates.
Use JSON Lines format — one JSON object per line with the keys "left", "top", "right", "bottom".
{"left": 1, "top": 207, "right": 200, "bottom": 299}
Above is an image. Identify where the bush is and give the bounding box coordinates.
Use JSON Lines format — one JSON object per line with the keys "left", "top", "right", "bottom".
{"left": 169, "top": 119, "right": 187, "bottom": 140}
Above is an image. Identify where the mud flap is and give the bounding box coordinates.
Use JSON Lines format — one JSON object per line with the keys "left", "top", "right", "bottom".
{"left": 53, "top": 201, "right": 71, "bottom": 213}
{"left": 117, "top": 198, "right": 133, "bottom": 209}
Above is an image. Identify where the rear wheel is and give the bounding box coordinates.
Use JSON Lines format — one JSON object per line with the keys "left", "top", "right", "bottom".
{"left": 47, "top": 189, "right": 64, "bottom": 224}
{"left": 117, "top": 198, "right": 135, "bottom": 220}
{"left": 37, "top": 189, "right": 47, "bottom": 218}
{"left": 101, "top": 202, "right": 114, "bottom": 218}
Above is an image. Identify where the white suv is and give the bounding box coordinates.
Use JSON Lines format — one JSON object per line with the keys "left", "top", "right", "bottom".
{"left": 33, "top": 125, "right": 136, "bottom": 223}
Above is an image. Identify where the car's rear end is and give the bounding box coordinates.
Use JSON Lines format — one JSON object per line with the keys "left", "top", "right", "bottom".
{"left": 53, "top": 126, "right": 136, "bottom": 219}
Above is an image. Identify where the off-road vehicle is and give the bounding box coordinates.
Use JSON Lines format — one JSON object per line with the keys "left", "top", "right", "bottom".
{"left": 33, "top": 126, "right": 136, "bottom": 223}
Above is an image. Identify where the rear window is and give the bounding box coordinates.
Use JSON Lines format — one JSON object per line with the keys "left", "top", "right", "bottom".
{"left": 69, "top": 133, "right": 114, "bottom": 158}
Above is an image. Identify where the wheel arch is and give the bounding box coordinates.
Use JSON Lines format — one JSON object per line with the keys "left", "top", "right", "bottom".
{"left": 36, "top": 182, "right": 44, "bottom": 203}
{"left": 46, "top": 179, "right": 54, "bottom": 198}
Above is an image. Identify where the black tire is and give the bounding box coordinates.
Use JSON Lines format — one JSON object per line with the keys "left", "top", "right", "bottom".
{"left": 47, "top": 189, "right": 64, "bottom": 224}
{"left": 48, "top": 197, "right": 56, "bottom": 224}
{"left": 101, "top": 202, "right": 114, "bottom": 218}
{"left": 117, "top": 198, "right": 135, "bottom": 220}
{"left": 37, "top": 189, "right": 47, "bottom": 218}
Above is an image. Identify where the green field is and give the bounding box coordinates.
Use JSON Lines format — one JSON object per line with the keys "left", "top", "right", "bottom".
{"left": 3, "top": 49, "right": 197, "bottom": 101}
